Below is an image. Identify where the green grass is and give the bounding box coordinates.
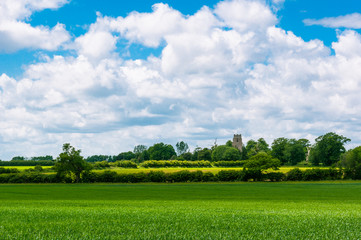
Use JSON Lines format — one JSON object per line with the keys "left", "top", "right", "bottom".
{"left": 1, "top": 182, "right": 361, "bottom": 239}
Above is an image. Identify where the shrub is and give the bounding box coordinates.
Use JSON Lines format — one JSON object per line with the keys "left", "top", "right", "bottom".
{"left": 286, "top": 168, "right": 303, "bottom": 181}
{"left": 140, "top": 160, "right": 212, "bottom": 168}
{"left": 213, "top": 161, "right": 244, "bottom": 167}
{"left": 0, "top": 167, "right": 20, "bottom": 174}
{"left": 113, "top": 160, "right": 138, "bottom": 168}
{"left": 217, "top": 170, "right": 242, "bottom": 182}
{"left": 93, "top": 161, "right": 110, "bottom": 169}
{"left": 265, "top": 172, "right": 285, "bottom": 182}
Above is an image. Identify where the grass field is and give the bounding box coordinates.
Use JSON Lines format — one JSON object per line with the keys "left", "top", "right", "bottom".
{"left": 1, "top": 182, "right": 361, "bottom": 239}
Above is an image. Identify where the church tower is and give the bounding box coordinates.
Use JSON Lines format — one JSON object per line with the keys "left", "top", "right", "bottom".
{"left": 232, "top": 134, "right": 243, "bottom": 151}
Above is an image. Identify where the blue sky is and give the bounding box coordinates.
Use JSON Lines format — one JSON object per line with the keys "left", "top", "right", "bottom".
{"left": 1, "top": 0, "right": 361, "bottom": 159}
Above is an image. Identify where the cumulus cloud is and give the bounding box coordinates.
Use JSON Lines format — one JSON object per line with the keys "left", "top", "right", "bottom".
{"left": 304, "top": 13, "right": 361, "bottom": 29}
{"left": 0, "top": 0, "right": 70, "bottom": 52}
{"left": 1, "top": 0, "right": 361, "bottom": 159}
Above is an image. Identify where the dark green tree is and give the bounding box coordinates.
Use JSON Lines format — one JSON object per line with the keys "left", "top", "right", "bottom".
{"left": 176, "top": 141, "right": 189, "bottom": 156}
{"left": 309, "top": 132, "right": 350, "bottom": 166}
{"left": 148, "top": 142, "right": 176, "bottom": 160}
{"left": 339, "top": 146, "right": 361, "bottom": 179}
{"left": 212, "top": 145, "right": 241, "bottom": 161}
{"left": 54, "top": 143, "right": 92, "bottom": 183}
{"left": 246, "top": 138, "right": 270, "bottom": 158}
{"left": 284, "top": 139, "right": 306, "bottom": 165}
{"left": 271, "top": 137, "right": 289, "bottom": 164}
{"left": 197, "top": 148, "right": 212, "bottom": 161}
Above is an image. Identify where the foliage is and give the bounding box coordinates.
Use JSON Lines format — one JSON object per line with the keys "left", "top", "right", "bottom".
{"left": 0, "top": 167, "right": 19, "bottom": 174}
{"left": 213, "top": 161, "right": 244, "bottom": 167}
{"left": 246, "top": 138, "right": 270, "bottom": 158}
{"left": 176, "top": 141, "right": 189, "bottom": 156}
{"left": 285, "top": 168, "right": 303, "bottom": 181}
{"left": 148, "top": 142, "right": 176, "bottom": 160}
{"left": 339, "top": 146, "right": 361, "bottom": 179}
{"left": 86, "top": 155, "right": 114, "bottom": 162}
{"left": 309, "top": 132, "right": 350, "bottom": 166}
{"left": 243, "top": 152, "right": 281, "bottom": 171}
{"left": 140, "top": 160, "right": 212, "bottom": 168}
{"left": 54, "top": 143, "right": 92, "bottom": 183}
{"left": 115, "top": 151, "right": 136, "bottom": 161}
{"left": 271, "top": 138, "right": 310, "bottom": 165}
{"left": 93, "top": 161, "right": 110, "bottom": 169}
{"left": 112, "top": 160, "right": 138, "bottom": 168}
{"left": 0, "top": 160, "right": 54, "bottom": 166}
{"left": 197, "top": 148, "right": 212, "bottom": 161}
{"left": 211, "top": 145, "right": 241, "bottom": 161}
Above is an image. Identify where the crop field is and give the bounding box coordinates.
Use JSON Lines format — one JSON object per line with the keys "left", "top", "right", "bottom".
{"left": 1, "top": 182, "right": 361, "bottom": 239}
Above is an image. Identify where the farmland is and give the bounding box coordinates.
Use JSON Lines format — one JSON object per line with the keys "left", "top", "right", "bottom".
{"left": 1, "top": 182, "right": 361, "bottom": 239}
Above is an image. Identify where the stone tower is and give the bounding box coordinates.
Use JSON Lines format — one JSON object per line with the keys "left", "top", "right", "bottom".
{"left": 232, "top": 134, "right": 243, "bottom": 151}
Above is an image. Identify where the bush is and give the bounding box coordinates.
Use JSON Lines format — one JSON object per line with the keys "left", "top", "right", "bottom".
{"left": 113, "top": 160, "right": 138, "bottom": 168}
{"left": 140, "top": 160, "right": 212, "bottom": 168}
{"left": 286, "top": 168, "right": 303, "bottom": 181}
{"left": 213, "top": 161, "right": 244, "bottom": 167}
{"left": 217, "top": 170, "right": 242, "bottom": 181}
{"left": 0, "top": 167, "right": 20, "bottom": 174}
{"left": 241, "top": 169, "right": 263, "bottom": 181}
{"left": 93, "top": 161, "right": 110, "bottom": 169}
{"left": 265, "top": 172, "right": 285, "bottom": 182}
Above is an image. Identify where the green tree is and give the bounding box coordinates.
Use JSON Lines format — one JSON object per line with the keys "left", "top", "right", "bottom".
{"left": 54, "top": 143, "right": 92, "bottom": 183}
{"left": 212, "top": 145, "right": 241, "bottom": 161}
{"left": 133, "top": 145, "right": 149, "bottom": 162}
{"left": 309, "top": 132, "right": 350, "bottom": 166}
{"left": 198, "top": 148, "right": 212, "bottom": 161}
{"left": 246, "top": 138, "right": 270, "bottom": 158}
{"left": 148, "top": 143, "right": 176, "bottom": 160}
{"left": 176, "top": 141, "right": 189, "bottom": 156}
{"left": 243, "top": 152, "right": 281, "bottom": 171}
{"left": 284, "top": 139, "right": 306, "bottom": 165}
{"left": 271, "top": 137, "right": 289, "bottom": 164}
{"left": 115, "top": 151, "right": 136, "bottom": 161}
{"left": 339, "top": 146, "right": 361, "bottom": 179}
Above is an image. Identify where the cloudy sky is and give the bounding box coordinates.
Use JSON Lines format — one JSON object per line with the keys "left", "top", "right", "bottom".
{"left": 1, "top": 0, "right": 361, "bottom": 159}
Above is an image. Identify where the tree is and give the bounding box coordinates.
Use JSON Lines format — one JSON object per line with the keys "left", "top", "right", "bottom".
{"left": 198, "top": 148, "right": 212, "bottom": 161}
{"left": 309, "top": 132, "right": 350, "bottom": 166}
{"left": 148, "top": 143, "right": 176, "bottom": 160}
{"left": 212, "top": 145, "right": 241, "bottom": 161}
{"left": 243, "top": 152, "right": 281, "bottom": 171}
{"left": 115, "top": 151, "right": 136, "bottom": 161}
{"left": 284, "top": 139, "right": 306, "bottom": 165}
{"left": 176, "top": 141, "right": 189, "bottom": 156}
{"left": 271, "top": 138, "right": 289, "bottom": 164}
{"left": 339, "top": 146, "right": 361, "bottom": 179}
{"left": 54, "top": 143, "right": 92, "bottom": 183}
{"left": 246, "top": 138, "right": 270, "bottom": 158}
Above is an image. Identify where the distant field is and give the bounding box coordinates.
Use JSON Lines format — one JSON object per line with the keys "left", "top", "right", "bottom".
{"left": 0, "top": 182, "right": 361, "bottom": 239}
{"left": 1, "top": 166, "right": 53, "bottom": 171}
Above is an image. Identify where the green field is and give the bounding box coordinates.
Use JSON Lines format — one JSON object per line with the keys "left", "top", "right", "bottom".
{"left": 1, "top": 182, "right": 361, "bottom": 239}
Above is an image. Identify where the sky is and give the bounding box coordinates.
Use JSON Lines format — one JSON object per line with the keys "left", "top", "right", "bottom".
{"left": 1, "top": 0, "right": 361, "bottom": 160}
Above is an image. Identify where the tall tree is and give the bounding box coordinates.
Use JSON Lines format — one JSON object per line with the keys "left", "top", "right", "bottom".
{"left": 148, "top": 142, "right": 176, "bottom": 160}
{"left": 54, "top": 143, "right": 92, "bottom": 183}
{"left": 176, "top": 141, "right": 189, "bottom": 156}
{"left": 309, "top": 132, "right": 350, "bottom": 166}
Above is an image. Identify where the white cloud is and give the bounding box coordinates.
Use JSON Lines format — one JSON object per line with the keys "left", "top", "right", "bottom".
{"left": 0, "top": 0, "right": 70, "bottom": 52}
{"left": 304, "top": 13, "right": 361, "bottom": 29}
{"left": 1, "top": 0, "right": 361, "bottom": 159}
